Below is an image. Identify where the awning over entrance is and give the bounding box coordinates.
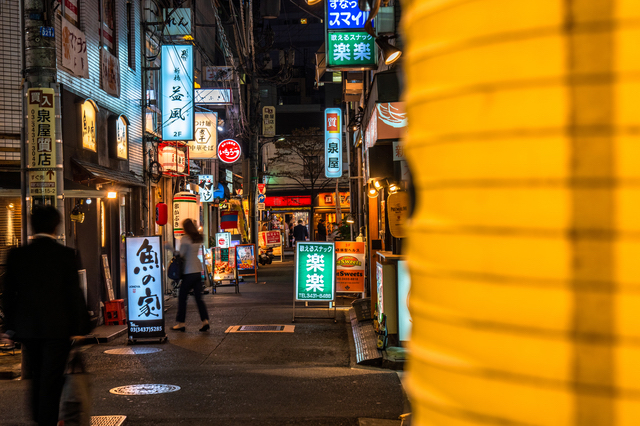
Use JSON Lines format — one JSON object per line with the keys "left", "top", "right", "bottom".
{"left": 72, "top": 158, "right": 145, "bottom": 187}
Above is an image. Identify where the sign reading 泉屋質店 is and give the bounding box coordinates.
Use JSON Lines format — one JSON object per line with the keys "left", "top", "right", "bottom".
{"left": 324, "top": 108, "right": 342, "bottom": 178}
{"left": 27, "top": 88, "right": 57, "bottom": 199}
{"left": 161, "top": 45, "right": 194, "bottom": 142}
{"left": 295, "top": 242, "right": 336, "bottom": 302}
{"left": 125, "top": 236, "right": 165, "bottom": 340}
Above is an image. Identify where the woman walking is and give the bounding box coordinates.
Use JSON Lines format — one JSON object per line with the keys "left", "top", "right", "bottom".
{"left": 170, "top": 219, "right": 210, "bottom": 332}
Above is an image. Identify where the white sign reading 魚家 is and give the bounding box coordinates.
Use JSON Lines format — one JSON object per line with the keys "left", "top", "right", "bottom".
{"left": 161, "top": 45, "right": 194, "bottom": 141}
{"left": 125, "top": 236, "right": 165, "bottom": 340}
{"left": 61, "top": 16, "right": 89, "bottom": 78}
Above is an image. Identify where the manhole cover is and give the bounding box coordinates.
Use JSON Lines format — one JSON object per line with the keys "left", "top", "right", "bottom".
{"left": 225, "top": 325, "right": 295, "bottom": 333}
{"left": 109, "top": 384, "right": 180, "bottom": 395}
{"left": 104, "top": 347, "right": 162, "bottom": 355}
{"left": 91, "top": 415, "right": 127, "bottom": 426}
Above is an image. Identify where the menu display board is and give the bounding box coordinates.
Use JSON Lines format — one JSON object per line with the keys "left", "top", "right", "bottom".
{"left": 335, "top": 241, "right": 365, "bottom": 293}
{"left": 295, "top": 242, "right": 335, "bottom": 302}
{"left": 214, "top": 247, "right": 236, "bottom": 281}
{"left": 236, "top": 244, "right": 257, "bottom": 283}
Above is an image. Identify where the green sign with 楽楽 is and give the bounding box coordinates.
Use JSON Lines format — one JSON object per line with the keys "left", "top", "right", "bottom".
{"left": 327, "top": 31, "right": 376, "bottom": 68}
{"left": 295, "top": 242, "right": 336, "bottom": 302}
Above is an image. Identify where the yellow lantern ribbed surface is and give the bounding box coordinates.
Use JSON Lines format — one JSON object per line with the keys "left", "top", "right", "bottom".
{"left": 402, "top": 0, "right": 640, "bottom": 424}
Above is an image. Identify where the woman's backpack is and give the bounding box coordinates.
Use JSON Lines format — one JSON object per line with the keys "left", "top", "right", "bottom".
{"left": 167, "top": 253, "right": 184, "bottom": 281}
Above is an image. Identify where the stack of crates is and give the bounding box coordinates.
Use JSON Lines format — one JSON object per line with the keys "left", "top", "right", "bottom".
{"left": 104, "top": 299, "right": 126, "bottom": 325}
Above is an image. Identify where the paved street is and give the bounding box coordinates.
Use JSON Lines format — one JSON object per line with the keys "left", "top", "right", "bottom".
{"left": 0, "top": 259, "right": 409, "bottom": 425}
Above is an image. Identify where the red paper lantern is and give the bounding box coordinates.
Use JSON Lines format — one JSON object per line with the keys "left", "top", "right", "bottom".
{"left": 156, "top": 202, "right": 168, "bottom": 225}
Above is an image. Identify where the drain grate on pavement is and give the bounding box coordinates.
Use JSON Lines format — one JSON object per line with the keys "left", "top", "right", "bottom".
{"left": 104, "top": 347, "right": 162, "bottom": 355}
{"left": 91, "top": 415, "right": 127, "bottom": 426}
{"left": 109, "top": 384, "right": 180, "bottom": 395}
{"left": 225, "top": 325, "right": 295, "bottom": 333}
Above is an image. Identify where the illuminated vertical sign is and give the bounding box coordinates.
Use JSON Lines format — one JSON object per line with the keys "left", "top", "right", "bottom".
{"left": 324, "top": 108, "right": 342, "bottom": 178}
{"left": 116, "top": 116, "right": 128, "bottom": 159}
{"left": 27, "top": 88, "right": 57, "bottom": 198}
{"left": 125, "top": 236, "right": 165, "bottom": 340}
{"left": 190, "top": 111, "right": 218, "bottom": 159}
{"left": 81, "top": 100, "right": 97, "bottom": 151}
{"left": 161, "top": 45, "right": 194, "bottom": 141}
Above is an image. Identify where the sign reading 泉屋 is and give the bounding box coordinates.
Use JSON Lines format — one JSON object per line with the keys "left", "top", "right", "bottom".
{"left": 27, "top": 88, "right": 57, "bottom": 199}
{"left": 295, "top": 242, "right": 335, "bottom": 301}
{"left": 161, "top": 45, "right": 194, "bottom": 141}
{"left": 262, "top": 106, "right": 276, "bottom": 136}
{"left": 324, "top": 108, "right": 342, "bottom": 178}
{"left": 125, "top": 236, "right": 165, "bottom": 340}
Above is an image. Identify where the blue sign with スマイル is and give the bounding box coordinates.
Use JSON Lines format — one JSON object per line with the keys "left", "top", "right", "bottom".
{"left": 161, "top": 45, "right": 194, "bottom": 142}
{"left": 327, "top": 0, "right": 372, "bottom": 30}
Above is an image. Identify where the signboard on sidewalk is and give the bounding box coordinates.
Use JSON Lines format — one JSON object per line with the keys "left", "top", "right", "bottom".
{"left": 125, "top": 236, "right": 165, "bottom": 340}
{"left": 335, "top": 241, "right": 365, "bottom": 293}
{"left": 214, "top": 247, "right": 236, "bottom": 281}
{"left": 295, "top": 242, "right": 335, "bottom": 302}
{"left": 259, "top": 230, "right": 282, "bottom": 248}
{"left": 236, "top": 244, "right": 257, "bottom": 283}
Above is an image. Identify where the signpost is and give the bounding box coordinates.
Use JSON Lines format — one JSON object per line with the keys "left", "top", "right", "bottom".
{"left": 293, "top": 242, "right": 336, "bottom": 322}
{"left": 125, "top": 236, "right": 166, "bottom": 343}
{"left": 335, "top": 241, "right": 365, "bottom": 294}
{"left": 236, "top": 244, "right": 257, "bottom": 283}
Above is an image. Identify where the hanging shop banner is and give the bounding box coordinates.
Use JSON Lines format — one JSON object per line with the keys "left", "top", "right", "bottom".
{"left": 220, "top": 211, "right": 239, "bottom": 230}
{"left": 125, "top": 236, "right": 165, "bottom": 339}
{"left": 335, "top": 241, "right": 365, "bottom": 293}
{"left": 100, "top": 48, "right": 121, "bottom": 97}
{"left": 236, "top": 244, "right": 256, "bottom": 272}
{"left": 324, "top": 108, "right": 342, "bottom": 178}
{"left": 60, "top": 0, "right": 79, "bottom": 26}
{"left": 217, "top": 139, "right": 242, "bottom": 163}
{"left": 317, "top": 192, "right": 350, "bottom": 208}
{"left": 326, "top": 32, "right": 376, "bottom": 69}
{"left": 61, "top": 16, "right": 89, "bottom": 78}
{"left": 195, "top": 88, "right": 232, "bottom": 104}
{"left": 190, "top": 111, "right": 218, "bottom": 159}
{"left": 116, "top": 115, "right": 128, "bottom": 159}
{"left": 216, "top": 232, "right": 231, "bottom": 248}
{"left": 161, "top": 45, "right": 194, "bottom": 141}
{"left": 173, "top": 192, "right": 198, "bottom": 237}
{"left": 259, "top": 231, "right": 282, "bottom": 248}
{"left": 327, "top": 0, "right": 371, "bottom": 29}
{"left": 27, "top": 88, "right": 57, "bottom": 197}
{"left": 295, "top": 242, "right": 336, "bottom": 302}
{"left": 262, "top": 106, "right": 276, "bottom": 137}
{"left": 387, "top": 191, "right": 410, "bottom": 238}
{"left": 163, "top": 8, "right": 191, "bottom": 36}
{"left": 198, "top": 175, "right": 215, "bottom": 202}
{"left": 81, "top": 100, "right": 97, "bottom": 151}
{"left": 214, "top": 247, "right": 236, "bottom": 280}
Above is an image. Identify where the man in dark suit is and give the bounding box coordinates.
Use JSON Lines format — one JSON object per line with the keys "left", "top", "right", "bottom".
{"left": 3, "top": 205, "right": 91, "bottom": 426}
{"left": 316, "top": 219, "right": 327, "bottom": 241}
{"left": 292, "top": 219, "right": 309, "bottom": 244}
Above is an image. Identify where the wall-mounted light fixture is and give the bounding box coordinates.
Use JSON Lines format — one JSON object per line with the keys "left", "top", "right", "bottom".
{"left": 107, "top": 191, "right": 117, "bottom": 199}
{"left": 376, "top": 37, "right": 402, "bottom": 65}
{"left": 367, "top": 182, "right": 379, "bottom": 198}
{"left": 372, "top": 178, "right": 388, "bottom": 191}
{"left": 388, "top": 182, "right": 400, "bottom": 194}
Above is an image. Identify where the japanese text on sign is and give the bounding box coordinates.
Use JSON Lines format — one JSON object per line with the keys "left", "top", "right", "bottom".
{"left": 324, "top": 108, "right": 342, "bottom": 178}
{"left": 295, "top": 242, "right": 335, "bottom": 301}
{"left": 162, "top": 45, "right": 194, "bottom": 141}
{"left": 327, "top": 0, "right": 372, "bottom": 29}
{"left": 327, "top": 32, "right": 375, "bottom": 67}
{"left": 125, "top": 236, "right": 165, "bottom": 338}
{"left": 27, "top": 88, "right": 57, "bottom": 197}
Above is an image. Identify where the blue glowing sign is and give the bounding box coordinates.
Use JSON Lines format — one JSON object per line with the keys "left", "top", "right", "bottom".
{"left": 327, "top": 0, "right": 371, "bottom": 30}
{"left": 161, "top": 45, "right": 194, "bottom": 141}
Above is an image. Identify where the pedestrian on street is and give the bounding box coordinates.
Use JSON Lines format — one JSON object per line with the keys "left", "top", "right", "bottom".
{"left": 317, "top": 219, "right": 327, "bottom": 241}
{"left": 328, "top": 222, "right": 341, "bottom": 242}
{"left": 2, "top": 205, "right": 91, "bottom": 426}
{"left": 292, "top": 220, "right": 309, "bottom": 244}
{"left": 168, "top": 219, "right": 210, "bottom": 332}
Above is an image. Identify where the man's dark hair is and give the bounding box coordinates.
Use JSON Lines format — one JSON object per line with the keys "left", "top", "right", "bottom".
{"left": 298, "top": 220, "right": 303, "bottom": 224}
{"left": 31, "top": 205, "right": 61, "bottom": 235}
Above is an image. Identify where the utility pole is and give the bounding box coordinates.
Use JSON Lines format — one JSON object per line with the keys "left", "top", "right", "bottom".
{"left": 23, "top": 0, "right": 64, "bottom": 241}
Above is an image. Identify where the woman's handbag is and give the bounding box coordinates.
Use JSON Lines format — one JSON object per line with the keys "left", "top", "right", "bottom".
{"left": 167, "top": 253, "right": 184, "bottom": 281}
{"left": 59, "top": 350, "right": 92, "bottom": 426}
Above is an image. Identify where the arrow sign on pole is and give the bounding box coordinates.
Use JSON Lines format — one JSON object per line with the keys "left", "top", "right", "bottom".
{"left": 46, "top": 170, "right": 55, "bottom": 179}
